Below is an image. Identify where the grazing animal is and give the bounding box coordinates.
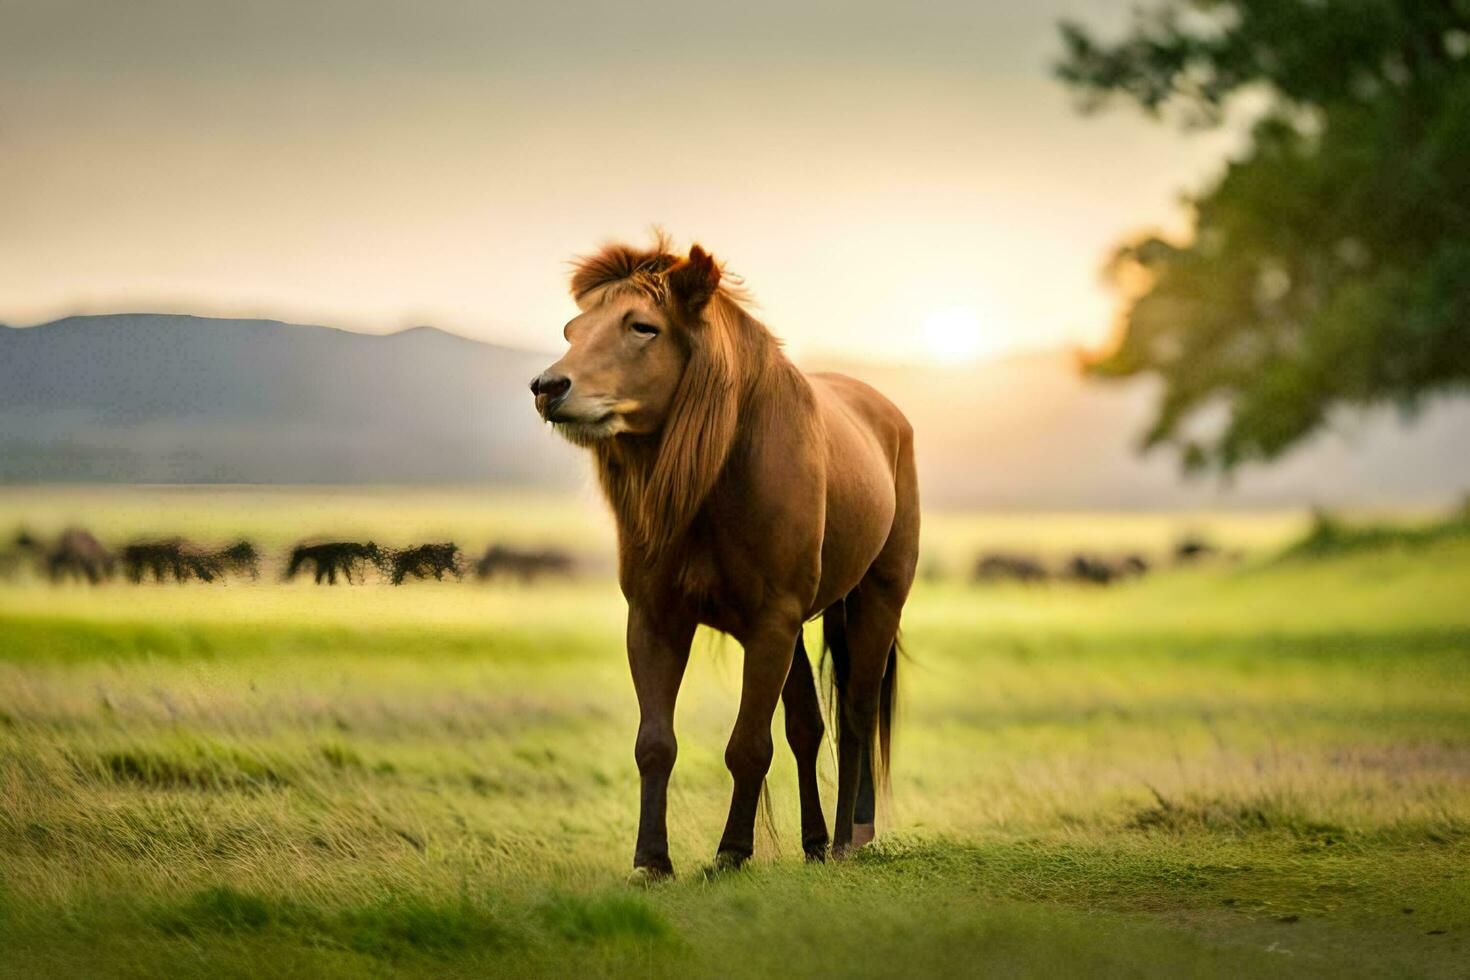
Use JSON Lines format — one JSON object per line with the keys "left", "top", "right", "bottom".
{"left": 474, "top": 544, "right": 575, "bottom": 583}
{"left": 530, "top": 236, "right": 919, "bottom": 877}
{"left": 46, "top": 527, "right": 114, "bottom": 584}
{"left": 1175, "top": 536, "right": 1218, "bottom": 563}
{"left": 284, "top": 541, "right": 383, "bottom": 584}
{"left": 0, "top": 529, "right": 44, "bottom": 580}
{"left": 123, "top": 539, "right": 252, "bottom": 584}
{"left": 1065, "top": 553, "right": 1119, "bottom": 585}
{"left": 1120, "top": 553, "right": 1150, "bottom": 577}
{"left": 123, "top": 541, "right": 181, "bottom": 583}
{"left": 179, "top": 549, "right": 226, "bottom": 583}
{"left": 973, "top": 552, "right": 1050, "bottom": 584}
{"left": 387, "top": 543, "right": 462, "bottom": 585}
{"left": 216, "top": 540, "right": 261, "bottom": 580}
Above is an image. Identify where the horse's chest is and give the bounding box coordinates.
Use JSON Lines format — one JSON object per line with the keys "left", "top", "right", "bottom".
{"left": 675, "top": 538, "right": 773, "bottom": 637}
{"left": 673, "top": 551, "right": 737, "bottom": 633}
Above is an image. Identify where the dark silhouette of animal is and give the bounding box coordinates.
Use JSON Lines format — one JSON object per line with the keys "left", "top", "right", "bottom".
{"left": 216, "top": 540, "right": 260, "bottom": 579}
{"left": 46, "top": 527, "right": 114, "bottom": 584}
{"left": 124, "top": 541, "right": 171, "bottom": 583}
{"left": 124, "top": 540, "right": 189, "bottom": 583}
{"left": 123, "top": 539, "right": 254, "bottom": 583}
{"left": 1066, "top": 553, "right": 1120, "bottom": 585}
{"left": 474, "top": 544, "right": 574, "bottom": 582}
{"left": 531, "top": 236, "right": 918, "bottom": 877}
{"left": 1175, "top": 536, "right": 1219, "bottom": 563}
{"left": 1120, "top": 553, "right": 1150, "bottom": 577}
{"left": 284, "top": 542, "right": 383, "bottom": 584}
{"left": 973, "top": 552, "right": 1050, "bottom": 584}
{"left": 387, "top": 543, "right": 462, "bottom": 585}
{"left": 0, "top": 529, "right": 44, "bottom": 580}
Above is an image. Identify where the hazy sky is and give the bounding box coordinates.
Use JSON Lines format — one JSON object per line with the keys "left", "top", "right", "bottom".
{"left": 1, "top": 0, "right": 1244, "bottom": 363}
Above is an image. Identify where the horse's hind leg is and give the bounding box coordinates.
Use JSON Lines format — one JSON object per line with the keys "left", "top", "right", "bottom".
{"left": 854, "top": 743, "right": 877, "bottom": 846}
{"left": 833, "top": 469, "right": 919, "bottom": 854}
{"left": 782, "top": 631, "right": 828, "bottom": 860}
{"left": 831, "top": 588, "right": 899, "bottom": 855}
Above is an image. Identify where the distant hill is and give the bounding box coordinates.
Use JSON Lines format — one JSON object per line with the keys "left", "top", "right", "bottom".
{"left": 3, "top": 313, "right": 1467, "bottom": 507}
{"left": 0, "top": 314, "right": 578, "bottom": 485}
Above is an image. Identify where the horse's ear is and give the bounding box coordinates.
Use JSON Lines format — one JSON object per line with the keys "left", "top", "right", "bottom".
{"left": 667, "top": 245, "right": 720, "bottom": 320}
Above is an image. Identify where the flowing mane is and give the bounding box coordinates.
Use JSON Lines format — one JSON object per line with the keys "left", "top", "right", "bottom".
{"left": 569, "top": 238, "right": 784, "bottom": 558}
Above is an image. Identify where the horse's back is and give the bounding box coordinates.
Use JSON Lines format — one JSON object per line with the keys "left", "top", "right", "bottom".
{"left": 808, "top": 371, "right": 913, "bottom": 470}
{"left": 806, "top": 371, "right": 917, "bottom": 612}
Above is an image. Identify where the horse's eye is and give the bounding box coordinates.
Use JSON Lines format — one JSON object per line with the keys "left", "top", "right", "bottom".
{"left": 630, "top": 322, "right": 659, "bottom": 338}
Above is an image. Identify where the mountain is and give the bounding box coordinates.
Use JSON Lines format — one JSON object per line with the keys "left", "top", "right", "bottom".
{"left": 2, "top": 313, "right": 1467, "bottom": 506}
{"left": 0, "top": 314, "right": 578, "bottom": 485}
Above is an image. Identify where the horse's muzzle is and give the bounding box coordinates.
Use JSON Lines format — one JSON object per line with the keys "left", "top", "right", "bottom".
{"left": 530, "top": 372, "right": 572, "bottom": 420}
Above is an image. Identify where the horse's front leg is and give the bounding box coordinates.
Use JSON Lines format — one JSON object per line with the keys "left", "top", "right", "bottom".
{"left": 627, "top": 600, "right": 695, "bottom": 880}
{"left": 715, "top": 604, "right": 802, "bottom": 869}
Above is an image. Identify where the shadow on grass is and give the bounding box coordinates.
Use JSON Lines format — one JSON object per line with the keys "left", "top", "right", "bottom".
{"left": 153, "top": 886, "right": 520, "bottom": 960}
{"left": 1123, "top": 789, "right": 1469, "bottom": 850}
{"left": 538, "top": 892, "right": 672, "bottom": 942}
{"left": 147, "top": 884, "right": 675, "bottom": 963}
{"left": 846, "top": 826, "right": 1470, "bottom": 921}
{"left": 88, "top": 745, "right": 293, "bottom": 791}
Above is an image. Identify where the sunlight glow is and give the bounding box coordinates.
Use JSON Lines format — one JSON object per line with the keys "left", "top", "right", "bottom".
{"left": 922, "top": 306, "right": 988, "bottom": 364}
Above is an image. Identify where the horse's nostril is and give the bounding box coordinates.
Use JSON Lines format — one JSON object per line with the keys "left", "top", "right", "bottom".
{"left": 534, "top": 373, "right": 571, "bottom": 401}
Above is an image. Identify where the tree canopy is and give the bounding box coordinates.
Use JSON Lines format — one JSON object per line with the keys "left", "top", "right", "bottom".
{"left": 1057, "top": 0, "right": 1470, "bottom": 472}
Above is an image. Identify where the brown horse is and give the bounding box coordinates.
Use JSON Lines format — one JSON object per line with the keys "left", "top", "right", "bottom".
{"left": 531, "top": 235, "right": 919, "bottom": 878}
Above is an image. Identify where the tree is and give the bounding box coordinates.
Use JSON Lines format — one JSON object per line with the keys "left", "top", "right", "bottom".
{"left": 1057, "top": 0, "right": 1470, "bottom": 472}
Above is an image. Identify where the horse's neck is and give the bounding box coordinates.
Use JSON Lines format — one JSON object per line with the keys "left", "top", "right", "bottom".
{"left": 597, "top": 313, "right": 804, "bottom": 558}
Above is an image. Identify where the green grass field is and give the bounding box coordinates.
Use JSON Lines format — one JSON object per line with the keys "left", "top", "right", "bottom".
{"left": 1, "top": 488, "right": 1467, "bottom": 978}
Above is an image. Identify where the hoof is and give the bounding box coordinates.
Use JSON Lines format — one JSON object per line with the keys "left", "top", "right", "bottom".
{"left": 803, "top": 837, "right": 830, "bottom": 863}
{"left": 703, "top": 849, "right": 749, "bottom": 878}
{"left": 832, "top": 824, "right": 876, "bottom": 861}
{"left": 629, "top": 860, "right": 674, "bottom": 886}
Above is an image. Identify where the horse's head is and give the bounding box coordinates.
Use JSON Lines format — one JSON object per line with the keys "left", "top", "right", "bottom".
{"left": 531, "top": 243, "right": 722, "bottom": 446}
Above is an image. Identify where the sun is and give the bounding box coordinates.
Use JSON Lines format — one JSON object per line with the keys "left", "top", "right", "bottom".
{"left": 921, "top": 306, "right": 986, "bottom": 364}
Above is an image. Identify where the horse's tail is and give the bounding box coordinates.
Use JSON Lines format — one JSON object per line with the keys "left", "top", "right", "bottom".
{"left": 877, "top": 636, "right": 898, "bottom": 793}
{"left": 821, "top": 600, "right": 846, "bottom": 742}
